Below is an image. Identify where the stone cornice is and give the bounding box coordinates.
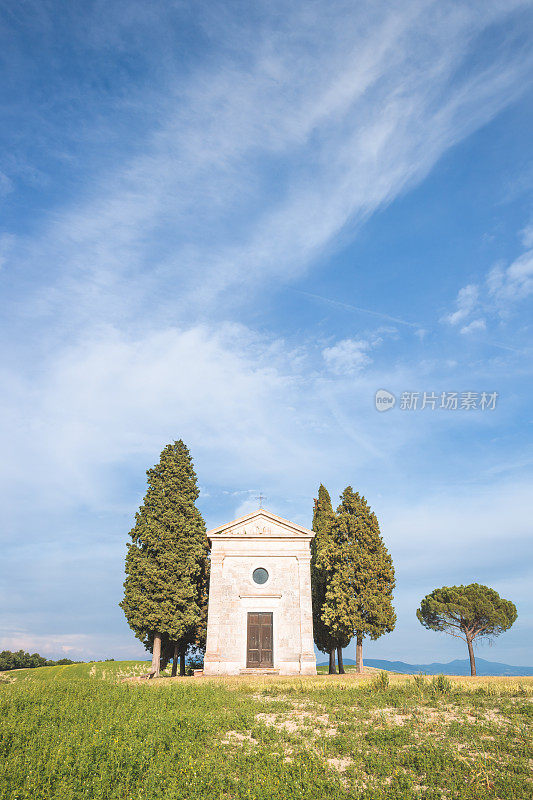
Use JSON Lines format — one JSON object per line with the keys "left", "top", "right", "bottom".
{"left": 207, "top": 508, "right": 314, "bottom": 544}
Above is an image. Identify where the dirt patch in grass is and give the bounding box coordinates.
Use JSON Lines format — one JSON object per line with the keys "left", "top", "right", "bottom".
{"left": 251, "top": 693, "right": 291, "bottom": 703}
{"left": 482, "top": 709, "right": 511, "bottom": 725}
{"left": 326, "top": 756, "right": 353, "bottom": 787}
{"left": 372, "top": 708, "right": 413, "bottom": 726}
{"left": 327, "top": 756, "right": 352, "bottom": 772}
{"left": 370, "top": 704, "right": 507, "bottom": 727}
{"left": 422, "top": 707, "right": 477, "bottom": 724}
{"left": 221, "top": 731, "right": 257, "bottom": 747}
{"left": 256, "top": 709, "right": 337, "bottom": 737}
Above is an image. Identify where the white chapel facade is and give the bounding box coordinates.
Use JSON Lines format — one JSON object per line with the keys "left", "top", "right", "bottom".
{"left": 203, "top": 509, "right": 317, "bottom": 676}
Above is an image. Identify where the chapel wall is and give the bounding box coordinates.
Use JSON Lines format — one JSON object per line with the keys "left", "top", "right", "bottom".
{"left": 203, "top": 511, "right": 317, "bottom": 676}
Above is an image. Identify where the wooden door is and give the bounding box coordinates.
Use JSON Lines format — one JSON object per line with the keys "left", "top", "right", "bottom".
{"left": 247, "top": 612, "right": 273, "bottom": 668}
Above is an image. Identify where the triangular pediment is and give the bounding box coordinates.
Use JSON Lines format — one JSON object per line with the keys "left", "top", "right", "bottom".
{"left": 207, "top": 509, "right": 314, "bottom": 541}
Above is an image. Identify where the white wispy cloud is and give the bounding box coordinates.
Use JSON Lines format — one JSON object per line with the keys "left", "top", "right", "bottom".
{"left": 442, "top": 284, "right": 479, "bottom": 325}
{"left": 3, "top": 0, "right": 532, "bottom": 330}
{"left": 0, "top": 631, "right": 92, "bottom": 657}
{"left": 0, "top": 233, "right": 15, "bottom": 269}
{"left": 460, "top": 318, "right": 486, "bottom": 335}
{"left": 0, "top": 629, "right": 145, "bottom": 661}
{"left": 0, "top": 322, "right": 409, "bottom": 519}
{"left": 487, "top": 250, "right": 533, "bottom": 309}
{"left": 322, "top": 334, "right": 388, "bottom": 374}
{"left": 4, "top": 0, "right": 529, "bottom": 521}
{"left": 521, "top": 223, "right": 533, "bottom": 248}
{"left": 0, "top": 171, "right": 13, "bottom": 197}
{"left": 443, "top": 241, "right": 533, "bottom": 332}
{"left": 0, "top": 312, "right": 519, "bottom": 530}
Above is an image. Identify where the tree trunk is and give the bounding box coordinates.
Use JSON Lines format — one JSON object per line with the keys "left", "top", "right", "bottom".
{"left": 179, "top": 644, "right": 186, "bottom": 676}
{"left": 328, "top": 647, "right": 337, "bottom": 674}
{"left": 466, "top": 636, "right": 476, "bottom": 676}
{"left": 356, "top": 633, "right": 363, "bottom": 673}
{"left": 337, "top": 646, "right": 345, "bottom": 674}
{"left": 151, "top": 633, "right": 161, "bottom": 678}
{"left": 160, "top": 648, "right": 170, "bottom": 673}
{"left": 171, "top": 643, "right": 179, "bottom": 677}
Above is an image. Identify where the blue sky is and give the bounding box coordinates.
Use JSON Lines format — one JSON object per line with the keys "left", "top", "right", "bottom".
{"left": 1, "top": 0, "right": 532, "bottom": 666}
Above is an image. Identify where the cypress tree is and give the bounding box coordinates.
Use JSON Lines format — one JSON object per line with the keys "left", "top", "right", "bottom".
{"left": 120, "top": 440, "right": 209, "bottom": 677}
{"left": 311, "top": 485, "right": 352, "bottom": 673}
{"left": 320, "top": 487, "right": 396, "bottom": 673}
{"left": 338, "top": 488, "right": 396, "bottom": 672}
{"left": 311, "top": 486, "right": 339, "bottom": 673}
{"left": 319, "top": 488, "right": 357, "bottom": 669}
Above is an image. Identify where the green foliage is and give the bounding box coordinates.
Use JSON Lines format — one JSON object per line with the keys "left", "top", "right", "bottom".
{"left": 371, "top": 670, "right": 390, "bottom": 691}
{"left": 417, "top": 584, "right": 517, "bottom": 642}
{"left": 431, "top": 674, "right": 452, "bottom": 694}
{"left": 0, "top": 650, "right": 78, "bottom": 671}
{"left": 120, "top": 440, "right": 209, "bottom": 658}
{"left": 413, "top": 673, "right": 426, "bottom": 688}
{"left": 310, "top": 485, "right": 345, "bottom": 655}
{"left": 314, "top": 486, "right": 355, "bottom": 646}
{"left": 320, "top": 487, "right": 396, "bottom": 648}
{"left": 417, "top": 583, "right": 517, "bottom": 677}
{"left": 411, "top": 673, "right": 452, "bottom": 698}
{"left": 310, "top": 485, "right": 396, "bottom": 667}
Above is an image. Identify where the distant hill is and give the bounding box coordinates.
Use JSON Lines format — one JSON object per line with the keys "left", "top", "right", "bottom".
{"left": 317, "top": 657, "right": 533, "bottom": 676}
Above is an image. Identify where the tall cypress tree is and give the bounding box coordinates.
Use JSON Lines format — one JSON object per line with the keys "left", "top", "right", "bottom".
{"left": 311, "top": 485, "right": 352, "bottom": 673}
{"left": 311, "top": 486, "right": 339, "bottom": 673}
{"left": 337, "top": 488, "right": 396, "bottom": 672}
{"left": 319, "top": 487, "right": 396, "bottom": 673}
{"left": 319, "top": 488, "right": 358, "bottom": 670}
{"left": 120, "top": 440, "right": 209, "bottom": 677}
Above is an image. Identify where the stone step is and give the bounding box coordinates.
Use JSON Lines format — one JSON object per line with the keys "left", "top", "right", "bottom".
{"left": 239, "top": 668, "right": 280, "bottom": 675}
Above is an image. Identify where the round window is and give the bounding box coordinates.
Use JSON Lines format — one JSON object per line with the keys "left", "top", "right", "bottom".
{"left": 252, "top": 567, "right": 269, "bottom": 585}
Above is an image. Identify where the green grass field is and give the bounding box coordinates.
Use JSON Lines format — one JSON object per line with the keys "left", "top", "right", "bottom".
{"left": 1, "top": 662, "right": 532, "bottom": 799}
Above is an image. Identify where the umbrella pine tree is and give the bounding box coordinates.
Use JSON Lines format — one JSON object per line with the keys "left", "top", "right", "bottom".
{"left": 417, "top": 584, "right": 517, "bottom": 676}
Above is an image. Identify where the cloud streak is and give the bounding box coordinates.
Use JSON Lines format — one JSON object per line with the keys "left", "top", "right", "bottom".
{"left": 297, "top": 290, "right": 420, "bottom": 328}
{"left": 3, "top": 0, "right": 532, "bottom": 332}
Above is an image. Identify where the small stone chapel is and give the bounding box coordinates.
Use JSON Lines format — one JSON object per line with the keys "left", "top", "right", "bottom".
{"left": 203, "top": 509, "right": 317, "bottom": 675}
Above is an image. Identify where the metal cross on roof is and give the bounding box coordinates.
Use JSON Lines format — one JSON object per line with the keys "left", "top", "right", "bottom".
{"left": 254, "top": 492, "right": 266, "bottom": 508}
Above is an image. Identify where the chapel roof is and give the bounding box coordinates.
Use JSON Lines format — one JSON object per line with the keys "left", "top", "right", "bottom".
{"left": 206, "top": 508, "right": 314, "bottom": 543}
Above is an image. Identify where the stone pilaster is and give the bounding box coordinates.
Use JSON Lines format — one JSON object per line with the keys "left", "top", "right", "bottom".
{"left": 203, "top": 551, "right": 224, "bottom": 673}
{"left": 297, "top": 552, "right": 317, "bottom": 675}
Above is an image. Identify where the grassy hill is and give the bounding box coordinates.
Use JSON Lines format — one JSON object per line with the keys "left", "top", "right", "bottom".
{"left": 1, "top": 661, "right": 532, "bottom": 799}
